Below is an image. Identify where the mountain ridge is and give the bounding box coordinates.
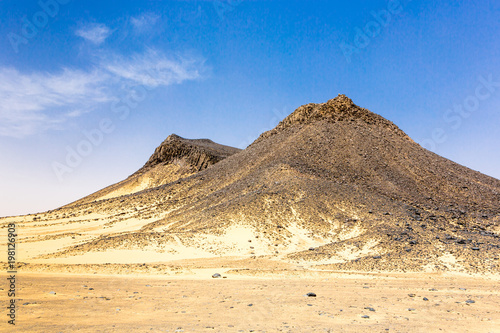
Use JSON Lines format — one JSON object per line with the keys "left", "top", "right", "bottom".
{"left": 64, "top": 134, "right": 241, "bottom": 206}
{"left": 3, "top": 95, "right": 499, "bottom": 274}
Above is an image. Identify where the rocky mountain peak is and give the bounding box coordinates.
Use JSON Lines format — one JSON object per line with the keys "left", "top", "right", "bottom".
{"left": 254, "top": 94, "right": 413, "bottom": 144}
{"left": 139, "top": 134, "right": 240, "bottom": 173}
{"left": 165, "top": 133, "right": 182, "bottom": 141}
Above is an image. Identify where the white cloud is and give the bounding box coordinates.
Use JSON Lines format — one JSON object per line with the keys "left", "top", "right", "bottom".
{"left": 0, "top": 68, "right": 110, "bottom": 137}
{"left": 0, "top": 50, "right": 206, "bottom": 138}
{"left": 103, "top": 49, "right": 203, "bottom": 88}
{"left": 76, "top": 23, "right": 112, "bottom": 45}
{"left": 130, "top": 12, "right": 160, "bottom": 33}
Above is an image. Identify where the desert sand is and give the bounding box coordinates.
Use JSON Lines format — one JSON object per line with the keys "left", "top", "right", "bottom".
{"left": 3, "top": 268, "right": 499, "bottom": 332}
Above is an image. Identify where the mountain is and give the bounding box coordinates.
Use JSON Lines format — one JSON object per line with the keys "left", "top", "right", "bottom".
{"left": 2, "top": 95, "right": 499, "bottom": 273}
{"left": 66, "top": 134, "right": 241, "bottom": 205}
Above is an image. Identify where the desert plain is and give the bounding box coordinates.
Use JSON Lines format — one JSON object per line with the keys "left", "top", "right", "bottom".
{"left": 1, "top": 263, "right": 499, "bottom": 332}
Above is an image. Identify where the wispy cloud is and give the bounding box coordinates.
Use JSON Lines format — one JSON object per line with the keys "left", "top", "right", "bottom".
{"left": 0, "top": 68, "right": 110, "bottom": 137}
{"left": 1, "top": 14, "right": 206, "bottom": 139}
{"left": 0, "top": 50, "right": 205, "bottom": 138}
{"left": 103, "top": 49, "right": 204, "bottom": 87}
{"left": 76, "top": 23, "right": 112, "bottom": 45}
{"left": 130, "top": 12, "right": 160, "bottom": 33}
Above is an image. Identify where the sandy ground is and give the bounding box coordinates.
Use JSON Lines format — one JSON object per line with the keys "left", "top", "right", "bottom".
{"left": 2, "top": 270, "right": 499, "bottom": 332}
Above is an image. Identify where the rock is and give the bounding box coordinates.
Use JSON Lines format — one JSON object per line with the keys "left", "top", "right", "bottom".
{"left": 408, "top": 294, "right": 416, "bottom": 297}
{"left": 408, "top": 308, "right": 416, "bottom": 311}
{"left": 212, "top": 273, "right": 222, "bottom": 278}
{"left": 306, "top": 292, "right": 317, "bottom": 297}
{"left": 361, "top": 315, "right": 370, "bottom": 319}
{"left": 423, "top": 297, "right": 429, "bottom": 301}
{"left": 472, "top": 247, "right": 480, "bottom": 251}
{"left": 364, "top": 307, "right": 376, "bottom": 312}
{"left": 465, "top": 299, "right": 475, "bottom": 304}
{"left": 143, "top": 134, "right": 239, "bottom": 173}
{"left": 373, "top": 256, "right": 382, "bottom": 259}
{"left": 49, "top": 291, "right": 56, "bottom": 295}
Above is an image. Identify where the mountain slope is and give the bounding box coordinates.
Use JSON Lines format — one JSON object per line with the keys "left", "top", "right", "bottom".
{"left": 66, "top": 134, "right": 241, "bottom": 206}
{"left": 3, "top": 95, "right": 499, "bottom": 273}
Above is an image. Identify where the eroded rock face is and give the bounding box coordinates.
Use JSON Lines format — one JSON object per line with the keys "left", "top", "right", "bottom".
{"left": 140, "top": 134, "right": 240, "bottom": 173}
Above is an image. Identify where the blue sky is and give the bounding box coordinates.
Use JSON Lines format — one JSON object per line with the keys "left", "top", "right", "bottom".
{"left": 0, "top": 0, "right": 499, "bottom": 217}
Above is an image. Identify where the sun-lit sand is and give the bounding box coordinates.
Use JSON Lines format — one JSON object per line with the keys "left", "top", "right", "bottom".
{"left": 3, "top": 269, "right": 499, "bottom": 332}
